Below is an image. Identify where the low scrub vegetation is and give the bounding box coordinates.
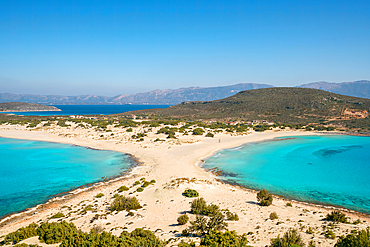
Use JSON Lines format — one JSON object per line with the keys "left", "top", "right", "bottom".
{"left": 50, "top": 212, "right": 65, "bottom": 219}
{"left": 257, "top": 189, "right": 273, "bottom": 206}
{"left": 192, "top": 128, "right": 205, "bottom": 135}
{"left": 325, "top": 211, "right": 348, "bottom": 223}
{"left": 225, "top": 210, "right": 239, "bottom": 221}
{"left": 118, "top": 185, "right": 129, "bottom": 192}
{"left": 177, "top": 214, "right": 189, "bottom": 225}
{"left": 4, "top": 221, "right": 164, "bottom": 247}
{"left": 4, "top": 223, "right": 38, "bottom": 245}
{"left": 187, "top": 214, "right": 227, "bottom": 235}
{"left": 95, "top": 193, "right": 104, "bottom": 198}
{"left": 335, "top": 227, "right": 370, "bottom": 246}
{"left": 269, "top": 212, "right": 278, "bottom": 220}
{"left": 269, "top": 229, "right": 305, "bottom": 247}
{"left": 110, "top": 195, "right": 142, "bottom": 212}
{"left": 183, "top": 189, "right": 199, "bottom": 198}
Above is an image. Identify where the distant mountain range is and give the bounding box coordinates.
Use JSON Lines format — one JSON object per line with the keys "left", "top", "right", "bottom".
{"left": 0, "top": 83, "right": 273, "bottom": 105}
{"left": 299, "top": 80, "right": 370, "bottom": 98}
{"left": 0, "top": 80, "right": 369, "bottom": 105}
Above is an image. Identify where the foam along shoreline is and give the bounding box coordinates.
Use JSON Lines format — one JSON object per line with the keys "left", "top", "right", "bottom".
{"left": 0, "top": 125, "right": 369, "bottom": 246}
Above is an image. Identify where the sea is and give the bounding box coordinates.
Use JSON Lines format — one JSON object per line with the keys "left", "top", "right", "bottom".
{"left": 203, "top": 135, "right": 370, "bottom": 214}
{"left": 0, "top": 137, "right": 134, "bottom": 218}
{"left": 2, "top": 104, "right": 170, "bottom": 116}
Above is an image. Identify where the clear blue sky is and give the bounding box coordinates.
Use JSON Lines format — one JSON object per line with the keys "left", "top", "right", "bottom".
{"left": 1, "top": 0, "right": 369, "bottom": 96}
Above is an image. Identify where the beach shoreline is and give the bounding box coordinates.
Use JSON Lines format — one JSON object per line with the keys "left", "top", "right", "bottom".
{"left": 0, "top": 126, "right": 369, "bottom": 246}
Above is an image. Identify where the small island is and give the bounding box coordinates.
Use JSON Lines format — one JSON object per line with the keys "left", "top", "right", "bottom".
{"left": 0, "top": 102, "right": 61, "bottom": 112}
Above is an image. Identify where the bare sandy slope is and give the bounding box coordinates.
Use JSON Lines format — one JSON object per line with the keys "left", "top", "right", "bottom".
{"left": 0, "top": 125, "right": 369, "bottom": 246}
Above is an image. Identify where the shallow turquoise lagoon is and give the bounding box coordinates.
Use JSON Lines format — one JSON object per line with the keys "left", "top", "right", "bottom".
{"left": 204, "top": 135, "right": 370, "bottom": 213}
{"left": 0, "top": 137, "right": 134, "bottom": 218}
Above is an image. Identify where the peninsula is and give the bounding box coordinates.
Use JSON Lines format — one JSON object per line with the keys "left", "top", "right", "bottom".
{"left": 0, "top": 102, "right": 61, "bottom": 112}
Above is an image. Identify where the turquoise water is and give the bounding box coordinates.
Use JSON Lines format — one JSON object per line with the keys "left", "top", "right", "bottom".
{"left": 3, "top": 104, "right": 170, "bottom": 116}
{"left": 0, "top": 137, "right": 134, "bottom": 218}
{"left": 204, "top": 135, "right": 370, "bottom": 213}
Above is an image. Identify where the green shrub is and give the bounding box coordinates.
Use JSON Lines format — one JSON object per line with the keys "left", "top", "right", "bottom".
{"left": 126, "top": 128, "right": 133, "bottom": 132}
{"left": 269, "top": 212, "right": 278, "bottom": 220}
{"left": 134, "top": 181, "right": 141, "bottom": 186}
{"left": 257, "top": 189, "right": 273, "bottom": 206}
{"left": 157, "top": 127, "right": 169, "bottom": 134}
{"left": 137, "top": 187, "right": 144, "bottom": 192}
{"left": 205, "top": 204, "right": 221, "bottom": 216}
{"left": 178, "top": 241, "right": 196, "bottom": 247}
{"left": 306, "top": 227, "right": 314, "bottom": 234}
{"left": 192, "top": 128, "right": 205, "bottom": 135}
{"left": 4, "top": 223, "right": 38, "bottom": 245}
{"left": 120, "top": 228, "right": 164, "bottom": 246}
{"left": 167, "top": 132, "right": 177, "bottom": 139}
{"left": 201, "top": 230, "right": 249, "bottom": 246}
{"left": 50, "top": 212, "right": 65, "bottom": 219}
{"left": 150, "top": 179, "right": 156, "bottom": 184}
{"left": 205, "top": 132, "right": 214, "bottom": 137}
{"left": 269, "top": 229, "right": 305, "bottom": 247}
{"left": 353, "top": 219, "right": 361, "bottom": 225}
{"left": 95, "top": 193, "right": 104, "bottom": 198}
{"left": 182, "top": 229, "right": 190, "bottom": 237}
{"left": 118, "top": 185, "right": 129, "bottom": 192}
{"left": 142, "top": 181, "right": 151, "bottom": 187}
{"left": 110, "top": 195, "right": 142, "bottom": 212}
{"left": 150, "top": 122, "right": 160, "bottom": 127}
{"left": 325, "top": 211, "right": 348, "bottom": 223}
{"left": 183, "top": 189, "right": 199, "bottom": 198}
{"left": 188, "top": 214, "right": 227, "bottom": 235}
{"left": 335, "top": 227, "right": 370, "bottom": 247}
{"left": 226, "top": 211, "right": 239, "bottom": 221}
{"left": 37, "top": 221, "right": 77, "bottom": 244}
{"left": 191, "top": 197, "right": 208, "bottom": 215}
{"left": 325, "top": 230, "right": 336, "bottom": 239}
{"left": 177, "top": 215, "right": 189, "bottom": 225}
{"left": 190, "top": 197, "right": 223, "bottom": 217}
{"left": 80, "top": 205, "right": 94, "bottom": 214}
{"left": 14, "top": 244, "right": 41, "bottom": 247}
{"left": 5, "top": 221, "right": 165, "bottom": 247}
{"left": 286, "top": 202, "right": 293, "bottom": 207}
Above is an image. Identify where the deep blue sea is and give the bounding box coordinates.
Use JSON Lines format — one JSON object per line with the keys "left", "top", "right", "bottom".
{"left": 3, "top": 104, "right": 170, "bottom": 116}
{"left": 0, "top": 137, "right": 134, "bottom": 218}
{"left": 204, "top": 135, "right": 370, "bottom": 213}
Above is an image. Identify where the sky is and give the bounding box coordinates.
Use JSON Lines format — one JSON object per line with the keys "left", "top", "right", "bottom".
{"left": 0, "top": 0, "right": 369, "bottom": 96}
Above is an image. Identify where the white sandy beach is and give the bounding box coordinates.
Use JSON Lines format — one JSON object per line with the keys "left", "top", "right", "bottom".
{"left": 0, "top": 124, "right": 369, "bottom": 246}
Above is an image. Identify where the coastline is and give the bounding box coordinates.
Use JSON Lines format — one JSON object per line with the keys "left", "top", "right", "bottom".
{"left": 0, "top": 148, "right": 140, "bottom": 222}
{"left": 199, "top": 134, "right": 370, "bottom": 216}
{"left": 0, "top": 126, "right": 369, "bottom": 246}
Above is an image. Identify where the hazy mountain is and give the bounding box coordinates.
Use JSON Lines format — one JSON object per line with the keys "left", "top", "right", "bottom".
{"left": 110, "top": 83, "right": 273, "bottom": 104}
{"left": 0, "top": 93, "right": 111, "bottom": 104}
{"left": 299, "top": 80, "right": 370, "bottom": 98}
{"left": 2, "top": 80, "right": 369, "bottom": 105}
{"left": 0, "top": 102, "right": 60, "bottom": 112}
{"left": 126, "top": 87, "right": 370, "bottom": 125}
{"left": 0, "top": 83, "right": 273, "bottom": 105}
